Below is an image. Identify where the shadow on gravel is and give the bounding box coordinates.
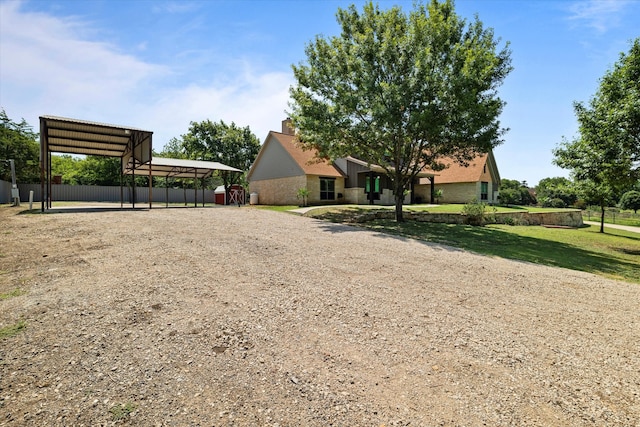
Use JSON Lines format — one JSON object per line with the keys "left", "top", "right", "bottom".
{"left": 311, "top": 214, "right": 639, "bottom": 282}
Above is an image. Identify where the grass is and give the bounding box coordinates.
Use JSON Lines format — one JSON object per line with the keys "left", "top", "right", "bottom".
{"left": 0, "top": 320, "right": 26, "bottom": 339}
{"left": 0, "top": 288, "right": 26, "bottom": 300}
{"left": 110, "top": 402, "right": 137, "bottom": 421}
{"left": 305, "top": 207, "right": 640, "bottom": 284}
{"left": 253, "top": 205, "right": 300, "bottom": 212}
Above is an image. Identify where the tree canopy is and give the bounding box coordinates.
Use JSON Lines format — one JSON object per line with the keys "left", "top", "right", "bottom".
{"left": 619, "top": 190, "right": 640, "bottom": 213}
{"left": 175, "top": 120, "right": 260, "bottom": 203}
{"left": 289, "top": 0, "right": 512, "bottom": 220}
{"left": 554, "top": 38, "right": 640, "bottom": 232}
{"left": 0, "top": 110, "right": 40, "bottom": 184}
{"left": 535, "top": 176, "right": 578, "bottom": 208}
{"left": 498, "top": 179, "right": 536, "bottom": 206}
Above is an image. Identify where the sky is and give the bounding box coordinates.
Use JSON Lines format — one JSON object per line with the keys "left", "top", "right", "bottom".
{"left": 1, "top": 0, "right": 639, "bottom": 186}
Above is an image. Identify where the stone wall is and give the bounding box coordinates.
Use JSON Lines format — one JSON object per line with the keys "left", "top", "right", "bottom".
{"left": 347, "top": 209, "right": 584, "bottom": 227}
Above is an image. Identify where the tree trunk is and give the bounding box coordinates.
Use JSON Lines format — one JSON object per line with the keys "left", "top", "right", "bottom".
{"left": 395, "top": 193, "right": 404, "bottom": 222}
{"left": 393, "top": 172, "right": 406, "bottom": 222}
{"left": 600, "top": 204, "right": 605, "bottom": 233}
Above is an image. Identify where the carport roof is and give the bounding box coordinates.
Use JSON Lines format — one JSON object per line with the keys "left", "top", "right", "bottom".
{"left": 125, "top": 157, "right": 243, "bottom": 179}
{"left": 39, "top": 115, "right": 153, "bottom": 157}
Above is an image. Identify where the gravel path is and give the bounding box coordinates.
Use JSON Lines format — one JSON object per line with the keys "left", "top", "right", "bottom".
{"left": 1, "top": 206, "right": 639, "bottom": 426}
{"left": 583, "top": 220, "right": 640, "bottom": 234}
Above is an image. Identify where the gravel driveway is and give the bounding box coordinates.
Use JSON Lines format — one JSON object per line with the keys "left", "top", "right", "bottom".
{"left": 1, "top": 206, "right": 638, "bottom": 426}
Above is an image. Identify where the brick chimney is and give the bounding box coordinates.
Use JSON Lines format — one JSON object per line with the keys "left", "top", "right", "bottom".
{"left": 282, "top": 118, "right": 295, "bottom": 135}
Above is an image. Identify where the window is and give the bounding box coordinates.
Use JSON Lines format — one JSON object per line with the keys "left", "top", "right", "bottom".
{"left": 481, "top": 181, "right": 488, "bottom": 201}
{"left": 320, "top": 177, "right": 335, "bottom": 200}
{"left": 365, "top": 175, "right": 380, "bottom": 193}
{"left": 365, "top": 175, "right": 381, "bottom": 200}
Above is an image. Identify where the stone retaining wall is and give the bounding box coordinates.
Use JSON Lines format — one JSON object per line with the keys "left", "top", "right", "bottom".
{"left": 350, "top": 209, "right": 584, "bottom": 227}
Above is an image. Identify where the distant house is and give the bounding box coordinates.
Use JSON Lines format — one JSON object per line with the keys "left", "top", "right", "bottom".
{"left": 248, "top": 120, "right": 501, "bottom": 205}
{"left": 246, "top": 121, "right": 346, "bottom": 205}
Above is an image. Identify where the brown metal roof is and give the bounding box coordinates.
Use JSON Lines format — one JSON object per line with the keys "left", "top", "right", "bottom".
{"left": 40, "top": 115, "right": 152, "bottom": 157}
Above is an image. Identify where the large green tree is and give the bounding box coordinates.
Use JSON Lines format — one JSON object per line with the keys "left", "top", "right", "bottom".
{"left": 0, "top": 110, "right": 40, "bottom": 184}
{"left": 498, "top": 179, "right": 535, "bottom": 206}
{"left": 289, "top": 0, "right": 512, "bottom": 221}
{"left": 180, "top": 120, "right": 260, "bottom": 204}
{"left": 554, "top": 39, "right": 639, "bottom": 232}
{"left": 535, "top": 176, "right": 578, "bottom": 208}
{"left": 619, "top": 190, "right": 640, "bottom": 213}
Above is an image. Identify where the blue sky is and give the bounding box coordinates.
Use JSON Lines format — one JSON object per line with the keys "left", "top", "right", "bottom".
{"left": 1, "top": 0, "right": 638, "bottom": 186}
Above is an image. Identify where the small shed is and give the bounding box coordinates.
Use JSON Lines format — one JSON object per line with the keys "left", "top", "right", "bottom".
{"left": 214, "top": 185, "right": 245, "bottom": 205}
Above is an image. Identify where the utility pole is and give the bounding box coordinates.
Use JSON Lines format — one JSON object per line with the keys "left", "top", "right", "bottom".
{"left": 1, "top": 159, "right": 20, "bottom": 206}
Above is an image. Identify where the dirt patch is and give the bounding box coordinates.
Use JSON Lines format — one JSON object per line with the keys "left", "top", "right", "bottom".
{"left": 1, "top": 205, "right": 639, "bottom": 426}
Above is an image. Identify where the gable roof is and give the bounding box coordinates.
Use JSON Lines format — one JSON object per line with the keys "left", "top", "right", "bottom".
{"left": 248, "top": 131, "right": 344, "bottom": 180}
{"left": 420, "top": 151, "right": 500, "bottom": 184}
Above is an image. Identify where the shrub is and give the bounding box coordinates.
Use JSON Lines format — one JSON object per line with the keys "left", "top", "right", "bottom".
{"left": 542, "top": 197, "right": 567, "bottom": 208}
{"left": 296, "top": 187, "right": 310, "bottom": 207}
{"left": 573, "top": 199, "right": 588, "bottom": 210}
{"left": 434, "top": 189, "right": 443, "bottom": 204}
{"left": 462, "top": 199, "right": 486, "bottom": 226}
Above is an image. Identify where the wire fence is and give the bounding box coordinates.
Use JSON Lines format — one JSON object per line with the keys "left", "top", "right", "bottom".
{"left": 583, "top": 207, "right": 640, "bottom": 226}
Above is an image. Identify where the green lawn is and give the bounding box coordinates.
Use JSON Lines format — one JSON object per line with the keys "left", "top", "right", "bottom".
{"left": 302, "top": 206, "right": 640, "bottom": 284}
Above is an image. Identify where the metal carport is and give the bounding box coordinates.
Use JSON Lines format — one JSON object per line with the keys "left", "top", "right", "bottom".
{"left": 124, "top": 157, "right": 242, "bottom": 207}
{"left": 40, "top": 116, "right": 244, "bottom": 210}
{"left": 40, "top": 116, "right": 153, "bottom": 212}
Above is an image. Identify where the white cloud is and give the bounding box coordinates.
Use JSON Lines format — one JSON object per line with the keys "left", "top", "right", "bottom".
{"left": 566, "top": 0, "right": 631, "bottom": 33}
{"left": 0, "top": 2, "right": 167, "bottom": 123}
{"left": 0, "top": 1, "right": 292, "bottom": 150}
{"left": 143, "top": 65, "right": 293, "bottom": 148}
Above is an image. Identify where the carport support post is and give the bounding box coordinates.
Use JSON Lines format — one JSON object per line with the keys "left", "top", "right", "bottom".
{"left": 120, "top": 157, "right": 124, "bottom": 208}
{"left": 148, "top": 166, "right": 152, "bottom": 209}
{"left": 165, "top": 177, "right": 169, "bottom": 208}
{"left": 202, "top": 179, "right": 205, "bottom": 207}
{"left": 132, "top": 172, "right": 136, "bottom": 209}
{"left": 48, "top": 151, "right": 52, "bottom": 208}
{"left": 39, "top": 117, "right": 45, "bottom": 212}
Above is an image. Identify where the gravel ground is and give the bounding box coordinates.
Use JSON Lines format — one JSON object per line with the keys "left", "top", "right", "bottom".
{"left": 0, "top": 205, "right": 639, "bottom": 426}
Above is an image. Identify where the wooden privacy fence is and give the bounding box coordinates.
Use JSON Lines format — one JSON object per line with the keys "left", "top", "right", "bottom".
{"left": 0, "top": 180, "right": 215, "bottom": 205}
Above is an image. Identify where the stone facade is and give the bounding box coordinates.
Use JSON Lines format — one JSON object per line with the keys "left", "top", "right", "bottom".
{"left": 414, "top": 182, "right": 499, "bottom": 204}
{"left": 249, "top": 176, "right": 307, "bottom": 205}
{"left": 250, "top": 175, "right": 347, "bottom": 206}
{"left": 305, "top": 175, "right": 346, "bottom": 205}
